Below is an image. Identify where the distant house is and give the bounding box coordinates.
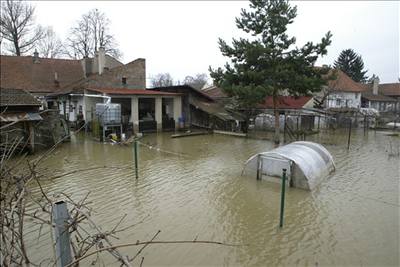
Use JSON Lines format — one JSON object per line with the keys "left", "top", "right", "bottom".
{"left": 323, "top": 69, "right": 365, "bottom": 110}
{"left": 380, "top": 82, "right": 400, "bottom": 112}
{"left": 361, "top": 78, "right": 398, "bottom": 112}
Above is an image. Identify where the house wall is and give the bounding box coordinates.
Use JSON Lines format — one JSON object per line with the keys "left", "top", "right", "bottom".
{"left": 91, "top": 59, "right": 146, "bottom": 89}
{"left": 366, "top": 101, "right": 397, "bottom": 112}
{"left": 326, "top": 92, "right": 361, "bottom": 108}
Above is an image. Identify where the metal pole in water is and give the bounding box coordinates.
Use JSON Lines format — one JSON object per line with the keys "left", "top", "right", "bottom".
{"left": 347, "top": 118, "right": 352, "bottom": 150}
{"left": 279, "top": 169, "right": 287, "bottom": 228}
{"left": 52, "top": 201, "right": 72, "bottom": 267}
{"left": 256, "top": 155, "right": 261, "bottom": 180}
{"left": 134, "top": 139, "right": 139, "bottom": 179}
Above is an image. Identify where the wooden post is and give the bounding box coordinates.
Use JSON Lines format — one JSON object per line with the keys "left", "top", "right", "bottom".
{"left": 317, "top": 115, "right": 321, "bottom": 130}
{"left": 296, "top": 116, "right": 299, "bottom": 140}
{"left": 347, "top": 118, "right": 352, "bottom": 150}
{"left": 279, "top": 169, "right": 287, "bottom": 228}
{"left": 28, "top": 122, "right": 35, "bottom": 153}
{"left": 52, "top": 201, "right": 72, "bottom": 267}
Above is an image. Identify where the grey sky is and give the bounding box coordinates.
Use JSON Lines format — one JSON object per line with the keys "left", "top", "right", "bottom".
{"left": 32, "top": 1, "right": 399, "bottom": 85}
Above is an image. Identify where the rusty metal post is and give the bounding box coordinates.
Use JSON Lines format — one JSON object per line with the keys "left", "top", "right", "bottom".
{"left": 52, "top": 201, "right": 72, "bottom": 267}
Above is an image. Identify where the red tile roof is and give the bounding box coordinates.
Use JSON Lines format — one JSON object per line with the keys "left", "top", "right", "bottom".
{"left": 259, "top": 96, "right": 312, "bottom": 109}
{"left": 326, "top": 69, "right": 365, "bottom": 92}
{"left": 1, "top": 55, "right": 84, "bottom": 93}
{"left": 380, "top": 83, "right": 400, "bottom": 96}
{"left": 87, "top": 87, "right": 181, "bottom": 96}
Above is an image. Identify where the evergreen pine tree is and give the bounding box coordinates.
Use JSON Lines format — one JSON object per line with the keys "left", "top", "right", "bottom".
{"left": 333, "top": 49, "right": 368, "bottom": 83}
{"left": 209, "top": 0, "right": 332, "bottom": 143}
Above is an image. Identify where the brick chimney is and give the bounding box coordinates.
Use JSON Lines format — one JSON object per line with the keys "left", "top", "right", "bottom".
{"left": 98, "top": 46, "right": 106, "bottom": 75}
{"left": 372, "top": 77, "right": 380, "bottom": 95}
{"left": 81, "top": 57, "right": 93, "bottom": 78}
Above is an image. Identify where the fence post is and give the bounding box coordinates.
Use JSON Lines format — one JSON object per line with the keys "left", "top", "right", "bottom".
{"left": 134, "top": 139, "right": 139, "bottom": 179}
{"left": 279, "top": 169, "right": 287, "bottom": 228}
{"left": 52, "top": 201, "right": 72, "bottom": 267}
{"left": 256, "top": 155, "right": 261, "bottom": 180}
{"left": 347, "top": 118, "right": 352, "bottom": 150}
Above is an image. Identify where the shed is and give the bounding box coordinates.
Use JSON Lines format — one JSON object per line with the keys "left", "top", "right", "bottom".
{"left": 242, "top": 141, "right": 335, "bottom": 190}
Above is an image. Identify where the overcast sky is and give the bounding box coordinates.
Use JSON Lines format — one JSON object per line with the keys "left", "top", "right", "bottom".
{"left": 32, "top": 1, "right": 399, "bottom": 85}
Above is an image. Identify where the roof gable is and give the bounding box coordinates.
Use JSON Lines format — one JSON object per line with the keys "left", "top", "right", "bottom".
{"left": 326, "top": 69, "right": 365, "bottom": 92}
{"left": 259, "top": 96, "right": 313, "bottom": 109}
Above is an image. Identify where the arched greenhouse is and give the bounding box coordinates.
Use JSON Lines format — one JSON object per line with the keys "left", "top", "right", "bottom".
{"left": 242, "top": 141, "right": 335, "bottom": 190}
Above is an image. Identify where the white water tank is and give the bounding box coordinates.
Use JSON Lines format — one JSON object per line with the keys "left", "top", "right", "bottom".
{"left": 95, "top": 103, "right": 121, "bottom": 125}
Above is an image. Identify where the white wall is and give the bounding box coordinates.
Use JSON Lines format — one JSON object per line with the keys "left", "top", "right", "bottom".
{"left": 327, "top": 92, "right": 361, "bottom": 108}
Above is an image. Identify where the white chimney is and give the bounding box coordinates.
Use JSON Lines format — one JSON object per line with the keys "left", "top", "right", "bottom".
{"left": 372, "top": 77, "right": 380, "bottom": 95}
{"left": 98, "top": 46, "right": 106, "bottom": 75}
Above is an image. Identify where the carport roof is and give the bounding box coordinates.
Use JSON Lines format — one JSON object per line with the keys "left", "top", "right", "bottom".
{"left": 87, "top": 87, "right": 181, "bottom": 96}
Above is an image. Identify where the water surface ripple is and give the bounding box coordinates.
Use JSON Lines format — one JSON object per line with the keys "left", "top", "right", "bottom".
{"left": 24, "top": 130, "right": 399, "bottom": 266}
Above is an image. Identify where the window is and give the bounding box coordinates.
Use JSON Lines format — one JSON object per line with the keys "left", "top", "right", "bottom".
{"left": 336, "top": 99, "right": 341, "bottom": 106}
{"left": 122, "top": 77, "right": 127, "bottom": 85}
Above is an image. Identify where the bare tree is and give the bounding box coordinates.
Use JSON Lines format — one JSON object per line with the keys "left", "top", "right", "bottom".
{"left": 150, "top": 73, "right": 175, "bottom": 88}
{"left": 66, "top": 14, "right": 93, "bottom": 59}
{"left": 183, "top": 73, "right": 209, "bottom": 90}
{"left": 35, "top": 26, "right": 64, "bottom": 58}
{"left": 66, "top": 8, "right": 121, "bottom": 59}
{"left": 0, "top": 0, "right": 44, "bottom": 56}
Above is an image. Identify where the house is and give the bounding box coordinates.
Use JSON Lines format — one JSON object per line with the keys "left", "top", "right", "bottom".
{"left": 149, "top": 85, "right": 245, "bottom": 131}
{"left": 361, "top": 78, "right": 398, "bottom": 112}
{"left": 0, "top": 52, "right": 85, "bottom": 107}
{"left": 379, "top": 82, "right": 400, "bottom": 112}
{"left": 48, "top": 55, "right": 182, "bottom": 134}
{"left": 323, "top": 69, "right": 365, "bottom": 110}
{"left": 1, "top": 48, "right": 184, "bottom": 135}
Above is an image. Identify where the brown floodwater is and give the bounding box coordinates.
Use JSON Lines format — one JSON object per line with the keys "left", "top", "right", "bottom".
{"left": 24, "top": 129, "right": 399, "bottom": 266}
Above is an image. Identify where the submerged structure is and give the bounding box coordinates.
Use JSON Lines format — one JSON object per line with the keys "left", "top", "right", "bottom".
{"left": 242, "top": 141, "right": 335, "bottom": 190}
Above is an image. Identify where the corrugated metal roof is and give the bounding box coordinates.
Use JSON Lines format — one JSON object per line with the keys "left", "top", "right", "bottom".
{"left": 190, "top": 98, "right": 243, "bottom": 121}
{"left": 0, "top": 112, "right": 42, "bottom": 122}
{"left": 0, "top": 88, "right": 41, "bottom": 106}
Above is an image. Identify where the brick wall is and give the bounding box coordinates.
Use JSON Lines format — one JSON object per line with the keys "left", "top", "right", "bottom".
{"left": 90, "top": 58, "right": 146, "bottom": 89}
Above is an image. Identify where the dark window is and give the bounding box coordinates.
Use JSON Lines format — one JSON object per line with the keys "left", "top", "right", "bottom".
{"left": 122, "top": 77, "right": 127, "bottom": 85}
